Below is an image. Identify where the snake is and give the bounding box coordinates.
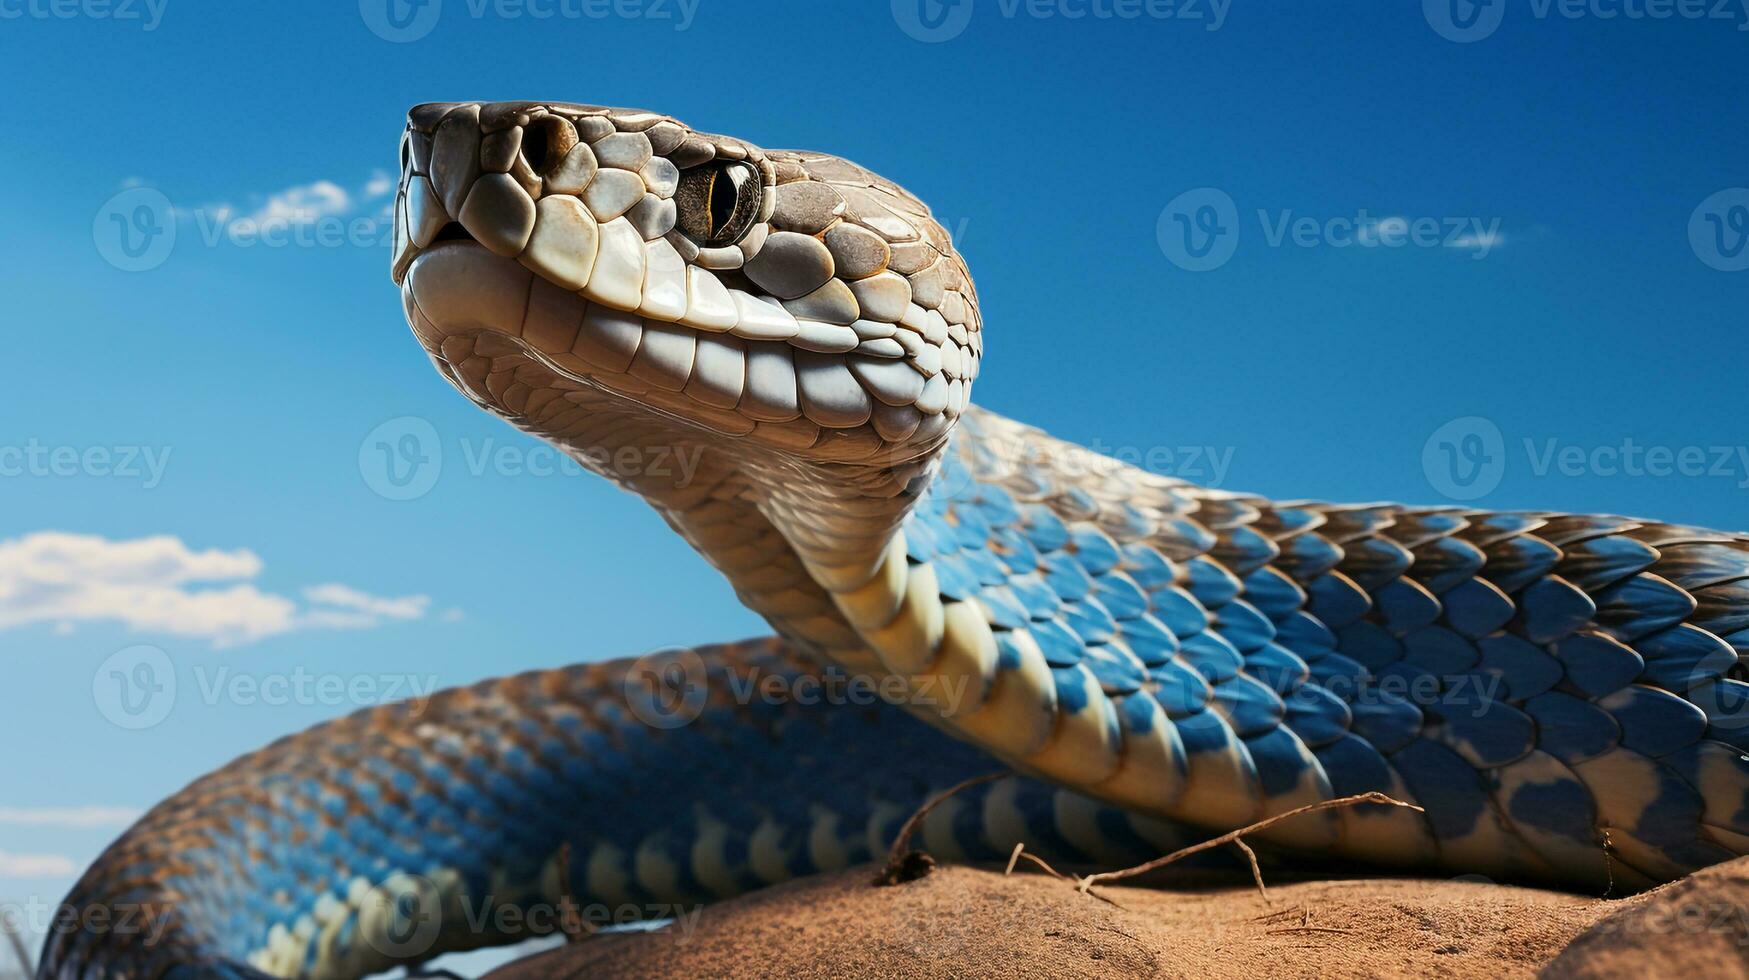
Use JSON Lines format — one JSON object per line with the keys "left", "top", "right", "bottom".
{"left": 38, "top": 101, "right": 1749, "bottom": 979}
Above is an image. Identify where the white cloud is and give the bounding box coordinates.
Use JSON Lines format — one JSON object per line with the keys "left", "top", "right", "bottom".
{"left": 0, "top": 851, "right": 76, "bottom": 877}
{"left": 298, "top": 584, "right": 431, "bottom": 630}
{"left": 363, "top": 169, "right": 395, "bottom": 198}
{"left": 1355, "top": 215, "right": 1411, "bottom": 245}
{"left": 199, "top": 172, "right": 392, "bottom": 233}
{"left": 0, "top": 807, "right": 141, "bottom": 829}
{"left": 227, "top": 179, "right": 352, "bottom": 229}
{"left": 1448, "top": 229, "right": 1506, "bottom": 251}
{"left": 303, "top": 583, "right": 429, "bottom": 620}
{"left": 0, "top": 532, "right": 433, "bottom": 647}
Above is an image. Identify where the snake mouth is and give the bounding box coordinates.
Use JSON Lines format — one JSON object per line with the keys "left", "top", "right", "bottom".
{"left": 403, "top": 240, "right": 958, "bottom": 474}
{"left": 428, "top": 221, "right": 476, "bottom": 244}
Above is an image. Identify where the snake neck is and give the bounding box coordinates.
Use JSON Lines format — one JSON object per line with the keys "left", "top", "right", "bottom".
{"left": 458, "top": 346, "right": 947, "bottom": 659}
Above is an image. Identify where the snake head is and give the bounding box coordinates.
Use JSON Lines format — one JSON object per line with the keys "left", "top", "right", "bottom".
{"left": 393, "top": 101, "right": 979, "bottom": 472}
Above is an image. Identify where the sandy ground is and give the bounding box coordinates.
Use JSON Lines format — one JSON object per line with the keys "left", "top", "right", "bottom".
{"left": 484, "top": 856, "right": 1749, "bottom": 979}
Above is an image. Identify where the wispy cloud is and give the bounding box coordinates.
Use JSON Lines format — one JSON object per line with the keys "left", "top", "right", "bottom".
{"left": 0, "top": 532, "right": 434, "bottom": 647}
{"left": 0, "top": 851, "right": 76, "bottom": 877}
{"left": 1355, "top": 215, "right": 1411, "bottom": 245}
{"left": 216, "top": 179, "right": 351, "bottom": 229}
{"left": 299, "top": 583, "right": 430, "bottom": 629}
{"left": 363, "top": 169, "right": 395, "bottom": 198}
{"left": 1448, "top": 229, "right": 1507, "bottom": 252}
{"left": 0, "top": 806, "right": 141, "bottom": 829}
{"left": 195, "top": 172, "right": 391, "bottom": 231}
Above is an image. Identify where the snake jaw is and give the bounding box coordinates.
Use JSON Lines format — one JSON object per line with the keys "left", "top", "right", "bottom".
{"left": 394, "top": 101, "right": 981, "bottom": 474}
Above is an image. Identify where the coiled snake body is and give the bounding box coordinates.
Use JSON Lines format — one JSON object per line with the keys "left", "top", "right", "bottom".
{"left": 40, "top": 102, "right": 1749, "bottom": 978}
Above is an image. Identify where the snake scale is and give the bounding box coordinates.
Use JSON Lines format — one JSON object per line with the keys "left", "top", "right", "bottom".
{"left": 39, "top": 102, "right": 1749, "bottom": 978}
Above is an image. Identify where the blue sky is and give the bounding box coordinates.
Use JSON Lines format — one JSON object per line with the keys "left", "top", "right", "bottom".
{"left": 1, "top": 0, "right": 1746, "bottom": 971}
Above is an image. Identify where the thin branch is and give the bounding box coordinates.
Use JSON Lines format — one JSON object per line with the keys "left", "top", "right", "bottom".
{"left": 1078, "top": 792, "right": 1421, "bottom": 891}
{"left": 1011, "top": 849, "right": 1079, "bottom": 885}
{"left": 555, "top": 841, "right": 592, "bottom": 943}
{"left": 876, "top": 771, "right": 1008, "bottom": 885}
{"left": 1232, "top": 837, "right": 1268, "bottom": 903}
{"left": 1003, "top": 844, "right": 1127, "bottom": 910}
{"left": 1, "top": 912, "right": 32, "bottom": 976}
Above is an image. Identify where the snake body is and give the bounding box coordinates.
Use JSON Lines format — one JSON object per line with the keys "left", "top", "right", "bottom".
{"left": 40, "top": 102, "right": 1749, "bottom": 978}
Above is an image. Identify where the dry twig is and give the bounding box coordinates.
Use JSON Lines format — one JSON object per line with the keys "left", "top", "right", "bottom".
{"left": 1078, "top": 792, "right": 1421, "bottom": 892}
{"left": 555, "top": 841, "right": 592, "bottom": 943}
{"left": 1232, "top": 837, "right": 1268, "bottom": 902}
{"left": 1003, "top": 844, "right": 1128, "bottom": 910}
{"left": 1, "top": 911, "right": 32, "bottom": 977}
{"left": 876, "top": 771, "right": 1008, "bottom": 885}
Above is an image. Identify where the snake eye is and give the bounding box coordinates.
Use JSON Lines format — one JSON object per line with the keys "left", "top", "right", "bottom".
{"left": 674, "top": 160, "right": 761, "bottom": 247}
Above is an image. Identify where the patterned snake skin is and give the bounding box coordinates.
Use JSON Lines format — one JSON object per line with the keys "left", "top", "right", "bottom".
{"left": 39, "top": 102, "right": 1749, "bottom": 978}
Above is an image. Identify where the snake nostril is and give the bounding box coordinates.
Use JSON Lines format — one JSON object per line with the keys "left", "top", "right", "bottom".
{"left": 522, "top": 115, "right": 578, "bottom": 177}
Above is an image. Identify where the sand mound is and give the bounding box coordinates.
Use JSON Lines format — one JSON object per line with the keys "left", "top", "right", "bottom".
{"left": 1543, "top": 857, "right": 1749, "bottom": 978}
{"left": 485, "top": 862, "right": 1672, "bottom": 979}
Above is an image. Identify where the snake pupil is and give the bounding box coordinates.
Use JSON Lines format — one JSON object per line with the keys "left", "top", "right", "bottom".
{"left": 709, "top": 168, "right": 737, "bottom": 238}
{"left": 675, "top": 160, "right": 760, "bottom": 247}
